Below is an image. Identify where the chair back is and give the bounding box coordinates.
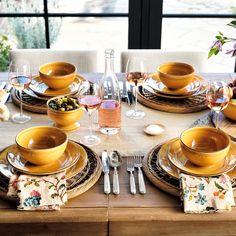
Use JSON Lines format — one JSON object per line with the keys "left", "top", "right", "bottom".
{"left": 10, "top": 49, "right": 98, "bottom": 74}
{"left": 121, "top": 50, "right": 208, "bottom": 73}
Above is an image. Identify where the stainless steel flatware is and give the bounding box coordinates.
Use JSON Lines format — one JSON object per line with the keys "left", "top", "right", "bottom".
{"left": 134, "top": 155, "right": 146, "bottom": 194}
{"left": 102, "top": 150, "right": 110, "bottom": 194}
{"left": 0, "top": 82, "right": 12, "bottom": 104}
{"left": 0, "top": 153, "right": 15, "bottom": 178}
{"left": 127, "top": 157, "right": 136, "bottom": 194}
{"left": 109, "top": 150, "right": 122, "bottom": 195}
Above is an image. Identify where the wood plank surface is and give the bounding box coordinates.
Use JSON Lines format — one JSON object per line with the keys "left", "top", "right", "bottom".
{"left": 0, "top": 73, "right": 235, "bottom": 236}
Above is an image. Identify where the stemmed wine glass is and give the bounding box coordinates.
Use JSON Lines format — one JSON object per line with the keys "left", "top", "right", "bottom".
{"left": 206, "top": 81, "right": 231, "bottom": 129}
{"left": 78, "top": 83, "right": 102, "bottom": 146}
{"left": 8, "top": 59, "right": 32, "bottom": 123}
{"left": 125, "top": 58, "right": 148, "bottom": 119}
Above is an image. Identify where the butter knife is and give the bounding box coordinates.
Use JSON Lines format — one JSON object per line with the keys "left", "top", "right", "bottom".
{"left": 102, "top": 150, "right": 110, "bottom": 194}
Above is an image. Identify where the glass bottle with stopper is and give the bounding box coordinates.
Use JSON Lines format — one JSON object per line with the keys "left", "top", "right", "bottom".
{"left": 98, "top": 49, "right": 121, "bottom": 135}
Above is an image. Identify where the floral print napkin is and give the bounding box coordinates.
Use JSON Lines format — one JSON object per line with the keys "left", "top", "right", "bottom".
{"left": 7, "top": 172, "right": 67, "bottom": 211}
{"left": 180, "top": 173, "right": 235, "bottom": 213}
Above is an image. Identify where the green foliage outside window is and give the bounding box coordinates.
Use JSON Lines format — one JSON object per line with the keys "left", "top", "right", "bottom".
{"left": 1, "top": 0, "right": 61, "bottom": 49}
{"left": 0, "top": 35, "right": 11, "bottom": 71}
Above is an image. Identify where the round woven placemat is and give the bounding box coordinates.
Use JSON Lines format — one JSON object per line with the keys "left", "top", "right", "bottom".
{"left": 0, "top": 141, "right": 102, "bottom": 202}
{"left": 138, "top": 86, "right": 208, "bottom": 113}
{"left": 142, "top": 143, "right": 179, "bottom": 197}
{"left": 11, "top": 89, "right": 47, "bottom": 114}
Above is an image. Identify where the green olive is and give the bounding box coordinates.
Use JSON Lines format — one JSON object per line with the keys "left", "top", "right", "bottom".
{"left": 49, "top": 96, "right": 80, "bottom": 111}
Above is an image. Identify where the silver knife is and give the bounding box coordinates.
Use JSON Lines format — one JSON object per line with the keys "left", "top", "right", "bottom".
{"left": 102, "top": 150, "right": 110, "bottom": 194}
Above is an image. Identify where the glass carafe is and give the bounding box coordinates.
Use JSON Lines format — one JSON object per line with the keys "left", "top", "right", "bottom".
{"left": 98, "top": 49, "right": 121, "bottom": 135}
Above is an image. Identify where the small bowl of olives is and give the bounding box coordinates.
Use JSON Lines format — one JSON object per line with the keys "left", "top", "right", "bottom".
{"left": 222, "top": 79, "right": 236, "bottom": 121}
{"left": 47, "top": 96, "right": 84, "bottom": 131}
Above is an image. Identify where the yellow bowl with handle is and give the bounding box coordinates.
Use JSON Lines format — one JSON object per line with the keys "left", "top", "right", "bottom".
{"left": 157, "top": 62, "right": 195, "bottom": 90}
{"left": 47, "top": 96, "right": 84, "bottom": 131}
{"left": 180, "top": 127, "right": 230, "bottom": 167}
{"left": 39, "top": 61, "right": 77, "bottom": 90}
{"left": 16, "top": 126, "right": 68, "bottom": 165}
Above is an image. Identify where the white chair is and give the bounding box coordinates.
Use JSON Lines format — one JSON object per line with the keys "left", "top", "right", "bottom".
{"left": 121, "top": 50, "right": 208, "bottom": 73}
{"left": 10, "top": 49, "right": 98, "bottom": 74}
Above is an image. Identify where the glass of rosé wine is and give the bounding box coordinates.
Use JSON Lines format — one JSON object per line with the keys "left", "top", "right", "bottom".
{"left": 78, "top": 83, "right": 102, "bottom": 146}
{"left": 206, "top": 81, "right": 231, "bottom": 129}
{"left": 125, "top": 58, "right": 148, "bottom": 119}
{"left": 8, "top": 59, "right": 32, "bottom": 123}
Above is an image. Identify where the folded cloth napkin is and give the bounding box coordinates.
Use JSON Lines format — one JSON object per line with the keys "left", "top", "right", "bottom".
{"left": 180, "top": 173, "right": 235, "bottom": 213}
{"left": 7, "top": 172, "right": 67, "bottom": 211}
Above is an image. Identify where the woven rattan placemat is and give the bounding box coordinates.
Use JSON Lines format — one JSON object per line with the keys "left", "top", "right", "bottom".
{"left": 138, "top": 86, "right": 208, "bottom": 113}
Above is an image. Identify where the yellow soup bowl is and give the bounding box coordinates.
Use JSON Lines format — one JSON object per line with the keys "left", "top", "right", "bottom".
{"left": 39, "top": 61, "right": 77, "bottom": 90}
{"left": 180, "top": 127, "right": 230, "bottom": 167}
{"left": 222, "top": 99, "right": 236, "bottom": 121}
{"left": 157, "top": 62, "right": 195, "bottom": 90}
{"left": 16, "top": 126, "right": 68, "bottom": 165}
{"left": 47, "top": 96, "right": 84, "bottom": 131}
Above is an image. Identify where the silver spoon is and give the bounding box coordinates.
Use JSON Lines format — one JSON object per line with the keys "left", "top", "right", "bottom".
{"left": 109, "top": 150, "right": 122, "bottom": 195}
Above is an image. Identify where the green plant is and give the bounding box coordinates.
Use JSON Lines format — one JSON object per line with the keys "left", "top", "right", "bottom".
{"left": 1, "top": 0, "right": 61, "bottom": 48}
{"left": 208, "top": 20, "right": 236, "bottom": 58}
{"left": 0, "top": 35, "right": 11, "bottom": 71}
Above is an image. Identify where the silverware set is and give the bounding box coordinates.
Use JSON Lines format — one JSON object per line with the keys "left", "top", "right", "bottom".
{"left": 0, "top": 82, "right": 12, "bottom": 104}
{"left": 102, "top": 80, "right": 135, "bottom": 105}
{"left": 101, "top": 150, "right": 146, "bottom": 195}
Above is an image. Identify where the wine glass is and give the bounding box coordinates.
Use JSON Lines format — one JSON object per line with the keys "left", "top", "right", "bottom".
{"left": 8, "top": 59, "right": 32, "bottom": 123}
{"left": 78, "top": 83, "right": 102, "bottom": 146}
{"left": 206, "top": 81, "right": 231, "bottom": 129}
{"left": 125, "top": 58, "right": 148, "bottom": 119}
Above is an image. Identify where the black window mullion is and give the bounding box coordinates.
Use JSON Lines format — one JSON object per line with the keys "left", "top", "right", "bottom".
{"left": 43, "top": 0, "right": 50, "bottom": 48}
{"left": 128, "top": 0, "right": 163, "bottom": 49}
{"left": 128, "top": 0, "right": 142, "bottom": 48}
{"left": 148, "top": 0, "right": 163, "bottom": 49}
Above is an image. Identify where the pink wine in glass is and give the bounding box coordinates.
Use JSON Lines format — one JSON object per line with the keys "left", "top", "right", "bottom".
{"left": 126, "top": 72, "right": 148, "bottom": 86}
{"left": 10, "top": 75, "right": 31, "bottom": 90}
{"left": 207, "top": 96, "right": 230, "bottom": 112}
{"left": 79, "top": 95, "right": 102, "bottom": 112}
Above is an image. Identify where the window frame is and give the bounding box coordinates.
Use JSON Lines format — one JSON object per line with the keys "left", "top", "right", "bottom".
{"left": 0, "top": 0, "right": 235, "bottom": 71}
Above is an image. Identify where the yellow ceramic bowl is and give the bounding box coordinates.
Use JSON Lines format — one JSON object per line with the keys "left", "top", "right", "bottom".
{"left": 157, "top": 62, "right": 195, "bottom": 90}
{"left": 47, "top": 96, "right": 84, "bottom": 131}
{"left": 39, "top": 61, "right": 77, "bottom": 90}
{"left": 180, "top": 127, "right": 230, "bottom": 167}
{"left": 222, "top": 99, "right": 236, "bottom": 121}
{"left": 16, "top": 126, "right": 68, "bottom": 165}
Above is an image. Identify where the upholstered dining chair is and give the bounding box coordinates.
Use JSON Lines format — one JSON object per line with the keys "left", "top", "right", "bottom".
{"left": 10, "top": 49, "right": 98, "bottom": 74}
{"left": 120, "top": 50, "right": 208, "bottom": 73}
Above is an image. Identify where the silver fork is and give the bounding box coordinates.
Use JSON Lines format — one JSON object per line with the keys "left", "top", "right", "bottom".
{"left": 134, "top": 155, "right": 146, "bottom": 194}
{"left": 127, "top": 157, "right": 136, "bottom": 194}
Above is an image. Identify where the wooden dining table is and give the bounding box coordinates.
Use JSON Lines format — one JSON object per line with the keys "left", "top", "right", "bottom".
{"left": 0, "top": 72, "right": 235, "bottom": 236}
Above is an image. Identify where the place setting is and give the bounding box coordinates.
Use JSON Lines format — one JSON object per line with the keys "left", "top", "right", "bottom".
{"left": 0, "top": 126, "right": 102, "bottom": 210}
{"left": 10, "top": 61, "right": 90, "bottom": 114}
{"left": 137, "top": 61, "right": 208, "bottom": 113}
{"left": 143, "top": 125, "right": 236, "bottom": 213}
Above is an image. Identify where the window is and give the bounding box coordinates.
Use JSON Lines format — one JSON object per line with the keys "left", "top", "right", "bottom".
{"left": 0, "top": 0, "right": 235, "bottom": 72}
